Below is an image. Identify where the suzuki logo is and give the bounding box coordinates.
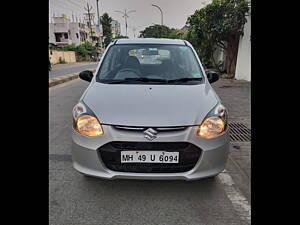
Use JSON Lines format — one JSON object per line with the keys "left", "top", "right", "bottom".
{"left": 143, "top": 128, "right": 158, "bottom": 141}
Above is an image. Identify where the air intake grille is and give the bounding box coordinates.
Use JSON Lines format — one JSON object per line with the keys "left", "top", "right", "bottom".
{"left": 113, "top": 125, "right": 187, "bottom": 132}
{"left": 229, "top": 122, "right": 251, "bottom": 142}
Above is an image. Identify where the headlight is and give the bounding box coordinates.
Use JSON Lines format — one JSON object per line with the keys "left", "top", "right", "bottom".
{"left": 73, "top": 102, "right": 87, "bottom": 120}
{"left": 73, "top": 102, "right": 104, "bottom": 137}
{"left": 198, "top": 116, "right": 225, "bottom": 139}
{"left": 197, "top": 104, "right": 227, "bottom": 139}
{"left": 75, "top": 115, "right": 104, "bottom": 137}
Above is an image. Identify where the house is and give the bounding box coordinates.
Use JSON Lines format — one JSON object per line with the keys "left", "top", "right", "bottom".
{"left": 49, "top": 16, "right": 89, "bottom": 46}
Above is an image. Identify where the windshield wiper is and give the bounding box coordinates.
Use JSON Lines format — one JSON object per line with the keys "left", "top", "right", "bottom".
{"left": 167, "top": 77, "right": 202, "bottom": 83}
{"left": 125, "top": 77, "right": 168, "bottom": 83}
{"left": 106, "top": 77, "right": 168, "bottom": 84}
{"left": 103, "top": 77, "right": 202, "bottom": 84}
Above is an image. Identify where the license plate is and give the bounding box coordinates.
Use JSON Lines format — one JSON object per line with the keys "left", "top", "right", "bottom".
{"left": 121, "top": 151, "right": 179, "bottom": 163}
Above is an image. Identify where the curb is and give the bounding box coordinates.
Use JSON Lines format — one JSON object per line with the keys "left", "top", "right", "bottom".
{"left": 49, "top": 69, "right": 96, "bottom": 87}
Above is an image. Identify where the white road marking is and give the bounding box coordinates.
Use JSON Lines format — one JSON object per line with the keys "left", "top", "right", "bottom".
{"left": 218, "top": 171, "right": 251, "bottom": 224}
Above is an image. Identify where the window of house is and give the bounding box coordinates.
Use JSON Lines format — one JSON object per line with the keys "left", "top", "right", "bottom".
{"left": 64, "top": 33, "right": 68, "bottom": 39}
{"left": 55, "top": 33, "right": 62, "bottom": 42}
{"left": 76, "top": 33, "right": 79, "bottom": 39}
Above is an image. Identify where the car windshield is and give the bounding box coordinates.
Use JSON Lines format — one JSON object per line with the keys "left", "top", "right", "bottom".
{"left": 96, "top": 44, "right": 204, "bottom": 84}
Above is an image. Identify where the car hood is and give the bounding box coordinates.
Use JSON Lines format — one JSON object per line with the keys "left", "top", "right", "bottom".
{"left": 83, "top": 82, "right": 219, "bottom": 127}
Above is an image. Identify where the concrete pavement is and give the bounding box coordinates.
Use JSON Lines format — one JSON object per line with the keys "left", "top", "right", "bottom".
{"left": 212, "top": 79, "right": 251, "bottom": 202}
{"left": 49, "top": 78, "right": 251, "bottom": 225}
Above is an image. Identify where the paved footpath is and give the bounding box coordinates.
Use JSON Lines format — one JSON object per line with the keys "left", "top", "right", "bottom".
{"left": 49, "top": 78, "right": 251, "bottom": 225}
{"left": 212, "top": 78, "right": 251, "bottom": 203}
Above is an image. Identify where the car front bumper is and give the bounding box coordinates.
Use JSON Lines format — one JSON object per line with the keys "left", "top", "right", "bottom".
{"left": 71, "top": 125, "right": 230, "bottom": 180}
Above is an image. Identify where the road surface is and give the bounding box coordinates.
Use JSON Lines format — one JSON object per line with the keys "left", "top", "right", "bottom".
{"left": 49, "top": 78, "right": 251, "bottom": 225}
{"left": 49, "top": 62, "right": 98, "bottom": 78}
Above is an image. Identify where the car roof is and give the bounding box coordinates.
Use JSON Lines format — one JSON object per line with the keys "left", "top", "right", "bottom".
{"left": 115, "top": 38, "right": 186, "bottom": 45}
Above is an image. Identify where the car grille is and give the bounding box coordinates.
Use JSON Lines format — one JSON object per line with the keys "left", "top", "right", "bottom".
{"left": 98, "top": 142, "right": 202, "bottom": 173}
{"left": 113, "top": 125, "right": 188, "bottom": 132}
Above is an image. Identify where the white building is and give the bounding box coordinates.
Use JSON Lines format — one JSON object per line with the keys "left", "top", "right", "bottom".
{"left": 69, "top": 22, "right": 88, "bottom": 45}
{"left": 235, "top": 4, "right": 251, "bottom": 81}
{"left": 49, "top": 17, "right": 72, "bottom": 46}
{"left": 49, "top": 16, "right": 89, "bottom": 46}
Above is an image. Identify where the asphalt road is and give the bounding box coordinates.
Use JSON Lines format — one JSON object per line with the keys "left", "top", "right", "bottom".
{"left": 49, "top": 79, "right": 251, "bottom": 225}
{"left": 49, "top": 62, "right": 98, "bottom": 78}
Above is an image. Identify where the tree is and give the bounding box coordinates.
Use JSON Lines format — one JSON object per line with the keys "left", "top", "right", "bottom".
{"left": 169, "top": 28, "right": 184, "bottom": 39}
{"left": 100, "top": 13, "right": 113, "bottom": 48}
{"left": 76, "top": 42, "right": 97, "bottom": 55}
{"left": 61, "top": 42, "right": 97, "bottom": 55}
{"left": 114, "top": 35, "right": 129, "bottom": 39}
{"left": 187, "top": 0, "right": 250, "bottom": 77}
{"left": 140, "top": 25, "right": 173, "bottom": 38}
{"left": 61, "top": 44, "right": 76, "bottom": 51}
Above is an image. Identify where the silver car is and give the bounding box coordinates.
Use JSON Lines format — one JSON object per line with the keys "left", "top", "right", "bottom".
{"left": 72, "top": 38, "right": 229, "bottom": 180}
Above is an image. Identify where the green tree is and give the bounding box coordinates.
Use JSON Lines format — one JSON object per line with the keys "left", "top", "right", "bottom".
{"left": 76, "top": 42, "right": 97, "bottom": 55}
{"left": 100, "top": 13, "right": 113, "bottom": 48}
{"left": 61, "top": 44, "right": 76, "bottom": 51}
{"left": 139, "top": 24, "right": 185, "bottom": 39}
{"left": 140, "top": 25, "right": 172, "bottom": 38}
{"left": 185, "top": 25, "right": 215, "bottom": 69}
{"left": 169, "top": 28, "right": 183, "bottom": 39}
{"left": 114, "top": 35, "right": 129, "bottom": 39}
{"left": 56, "top": 42, "right": 97, "bottom": 55}
{"left": 187, "top": 0, "right": 250, "bottom": 77}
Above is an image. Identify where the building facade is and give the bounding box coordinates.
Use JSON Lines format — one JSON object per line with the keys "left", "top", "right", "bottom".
{"left": 49, "top": 16, "right": 103, "bottom": 47}
{"left": 235, "top": 4, "right": 251, "bottom": 81}
{"left": 49, "top": 17, "right": 72, "bottom": 46}
{"left": 49, "top": 17, "right": 89, "bottom": 46}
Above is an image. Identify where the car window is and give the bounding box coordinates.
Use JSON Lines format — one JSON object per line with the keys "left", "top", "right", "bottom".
{"left": 97, "top": 44, "right": 203, "bottom": 84}
{"left": 134, "top": 48, "right": 169, "bottom": 65}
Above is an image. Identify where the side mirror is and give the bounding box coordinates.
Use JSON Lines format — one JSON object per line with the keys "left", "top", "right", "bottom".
{"left": 79, "top": 70, "right": 93, "bottom": 82}
{"left": 206, "top": 71, "right": 219, "bottom": 83}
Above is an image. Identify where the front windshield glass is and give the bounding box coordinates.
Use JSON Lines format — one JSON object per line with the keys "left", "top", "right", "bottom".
{"left": 97, "top": 44, "right": 204, "bottom": 84}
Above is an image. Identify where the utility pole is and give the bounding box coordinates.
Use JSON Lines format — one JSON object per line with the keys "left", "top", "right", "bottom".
{"left": 151, "top": 4, "right": 163, "bottom": 26}
{"left": 96, "top": 0, "right": 102, "bottom": 48}
{"left": 96, "top": 0, "right": 100, "bottom": 25}
{"left": 84, "top": 3, "right": 93, "bottom": 40}
{"left": 115, "top": 9, "right": 136, "bottom": 37}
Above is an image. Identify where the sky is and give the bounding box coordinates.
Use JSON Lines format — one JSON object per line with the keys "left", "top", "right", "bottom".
{"left": 49, "top": 0, "right": 212, "bottom": 38}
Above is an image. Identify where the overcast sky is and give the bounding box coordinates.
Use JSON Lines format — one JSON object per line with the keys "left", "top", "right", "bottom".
{"left": 49, "top": 0, "right": 211, "bottom": 38}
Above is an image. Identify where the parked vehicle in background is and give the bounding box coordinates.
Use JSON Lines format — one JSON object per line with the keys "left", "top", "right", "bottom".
{"left": 72, "top": 38, "right": 229, "bottom": 180}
